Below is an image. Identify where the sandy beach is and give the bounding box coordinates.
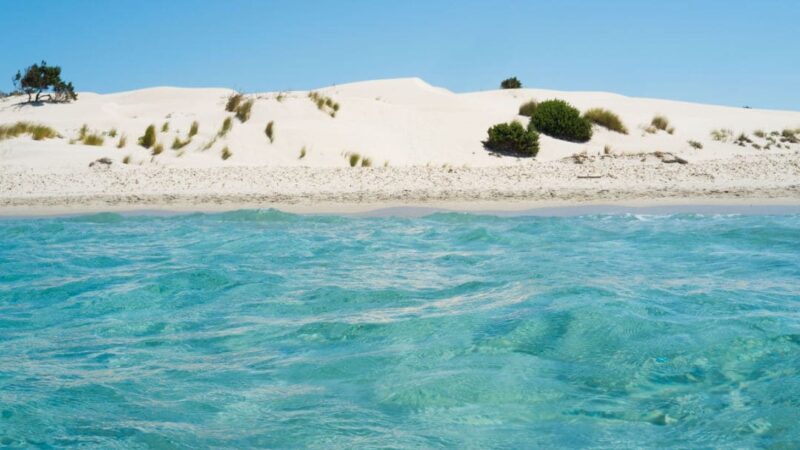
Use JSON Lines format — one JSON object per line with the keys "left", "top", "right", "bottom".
{"left": 2, "top": 78, "right": 799, "bottom": 214}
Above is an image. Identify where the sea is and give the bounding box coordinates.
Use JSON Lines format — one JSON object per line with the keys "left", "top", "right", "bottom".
{"left": 1, "top": 210, "right": 799, "bottom": 448}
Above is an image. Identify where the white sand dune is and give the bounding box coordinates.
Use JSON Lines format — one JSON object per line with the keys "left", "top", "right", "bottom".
{"left": 1, "top": 78, "right": 798, "bottom": 212}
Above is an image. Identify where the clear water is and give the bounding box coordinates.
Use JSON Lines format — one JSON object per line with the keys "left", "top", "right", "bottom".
{"left": 1, "top": 210, "right": 799, "bottom": 449}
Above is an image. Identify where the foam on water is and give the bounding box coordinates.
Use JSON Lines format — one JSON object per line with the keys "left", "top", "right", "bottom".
{"left": 1, "top": 211, "right": 799, "bottom": 448}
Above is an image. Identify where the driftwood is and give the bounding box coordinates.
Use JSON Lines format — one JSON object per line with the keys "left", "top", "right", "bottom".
{"left": 577, "top": 175, "right": 602, "bottom": 179}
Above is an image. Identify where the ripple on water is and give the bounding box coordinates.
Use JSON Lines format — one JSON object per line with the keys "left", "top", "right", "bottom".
{"left": 1, "top": 212, "right": 799, "bottom": 448}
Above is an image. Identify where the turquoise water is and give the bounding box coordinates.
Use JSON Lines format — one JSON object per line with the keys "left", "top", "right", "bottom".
{"left": 1, "top": 210, "right": 799, "bottom": 449}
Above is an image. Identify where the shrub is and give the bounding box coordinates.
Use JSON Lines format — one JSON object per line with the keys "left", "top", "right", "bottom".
{"left": 122, "top": 155, "right": 131, "bottom": 164}
{"left": 225, "top": 92, "right": 243, "bottom": 112}
{"left": 13, "top": 60, "right": 77, "bottom": 103}
{"left": 782, "top": 129, "right": 799, "bottom": 143}
{"left": 235, "top": 99, "right": 254, "bottom": 122}
{"left": 161, "top": 121, "right": 169, "bottom": 132}
{"left": 299, "top": 147, "right": 306, "bottom": 159}
{"left": 152, "top": 143, "right": 164, "bottom": 156}
{"left": 189, "top": 121, "right": 199, "bottom": 137}
{"left": 138, "top": 125, "right": 156, "bottom": 148}
{"left": 485, "top": 121, "right": 540, "bottom": 156}
{"left": 0, "top": 122, "right": 59, "bottom": 141}
{"left": 117, "top": 134, "right": 127, "bottom": 148}
{"left": 735, "top": 133, "right": 753, "bottom": 146}
{"left": 753, "top": 129, "right": 766, "bottom": 138}
{"left": 711, "top": 128, "right": 733, "bottom": 142}
{"left": 221, "top": 146, "right": 232, "bottom": 160}
{"left": 265, "top": 121, "right": 274, "bottom": 143}
{"left": 361, "top": 157, "right": 373, "bottom": 167}
{"left": 688, "top": 140, "right": 703, "bottom": 149}
{"left": 583, "top": 108, "right": 628, "bottom": 134}
{"left": 218, "top": 117, "right": 233, "bottom": 136}
{"left": 529, "top": 99, "right": 592, "bottom": 143}
{"left": 82, "top": 133, "right": 104, "bottom": 146}
{"left": 518, "top": 100, "right": 538, "bottom": 117}
{"left": 108, "top": 128, "right": 117, "bottom": 138}
{"left": 78, "top": 124, "right": 88, "bottom": 140}
{"left": 172, "top": 137, "right": 190, "bottom": 149}
{"left": 651, "top": 116, "right": 670, "bottom": 131}
{"left": 348, "top": 153, "right": 361, "bottom": 167}
{"left": 500, "top": 77, "right": 522, "bottom": 89}
{"left": 308, "top": 92, "right": 339, "bottom": 117}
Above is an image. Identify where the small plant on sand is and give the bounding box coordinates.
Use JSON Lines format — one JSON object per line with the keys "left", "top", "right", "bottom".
{"left": 529, "top": 99, "right": 592, "bottom": 143}
{"left": 485, "top": 121, "right": 540, "bottom": 157}
{"left": 108, "top": 128, "right": 117, "bottom": 138}
{"left": 753, "top": 129, "right": 766, "bottom": 139}
{"left": 161, "top": 121, "right": 169, "bottom": 132}
{"left": 78, "top": 124, "right": 89, "bottom": 140}
{"left": 299, "top": 146, "right": 307, "bottom": 159}
{"left": 734, "top": 133, "right": 753, "bottom": 146}
{"left": 152, "top": 142, "right": 164, "bottom": 156}
{"left": 235, "top": 99, "right": 254, "bottom": 122}
{"left": 189, "top": 121, "right": 199, "bottom": 137}
{"left": 0, "top": 122, "right": 59, "bottom": 141}
{"left": 138, "top": 124, "right": 156, "bottom": 148}
{"left": 781, "top": 129, "right": 799, "bottom": 144}
{"left": 202, "top": 136, "right": 218, "bottom": 151}
{"left": 122, "top": 155, "right": 131, "bottom": 164}
{"left": 711, "top": 128, "right": 733, "bottom": 142}
{"left": 218, "top": 117, "right": 233, "bottom": 137}
{"left": 265, "top": 120, "right": 275, "bottom": 143}
{"left": 651, "top": 115, "right": 670, "bottom": 132}
{"left": 172, "top": 136, "right": 190, "bottom": 149}
{"left": 117, "top": 134, "right": 127, "bottom": 148}
{"left": 81, "top": 133, "right": 104, "bottom": 146}
{"left": 308, "top": 91, "right": 340, "bottom": 117}
{"left": 500, "top": 77, "right": 522, "bottom": 89}
{"left": 225, "top": 92, "right": 243, "bottom": 112}
{"left": 361, "top": 157, "right": 373, "bottom": 167}
{"left": 518, "top": 100, "right": 538, "bottom": 117}
{"left": 583, "top": 108, "right": 628, "bottom": 134}
{"left": 221, "top": 146, "right": 232, "bottom": 160}
{"left": 688, "top": 140, "right": 703, "bottom": 149}
{"left": 347, "top": 152, "right": 361, "bottom": 167}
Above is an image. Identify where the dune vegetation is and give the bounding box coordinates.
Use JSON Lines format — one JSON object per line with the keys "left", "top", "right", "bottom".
{"left": 0, "top": 121, "right": 59, "bottom": 141}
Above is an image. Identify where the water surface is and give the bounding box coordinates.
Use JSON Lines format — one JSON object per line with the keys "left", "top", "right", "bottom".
{"left": 1, "top": 211, "right": 799, "bottom": 448}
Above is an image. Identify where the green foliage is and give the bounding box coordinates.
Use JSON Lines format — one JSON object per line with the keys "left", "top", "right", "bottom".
{"left": 265, "top": 121, "right": 275, "bottom": 143}
{"left": 117, "top": 134, "right": 127, "bottom": 148}
{"left": 122, "top": 155, "right": 131, "bottom": 164}
{"left": 221, "top": 146, "right": 232, "bottom": 160}
{"left": 711, "top": 128, "right": 733, "bottom": 142}
{"left": 0, "top": 122, "right": 59, "bottom": 141}
{"left": 78, "top": 124, "right": 89, "bottom": 140}
{"left": 152, "top": 143, "right": 164, "bottom": 156}
{"left": 82, "top": 133, "right": 104, "bottom": 146}
{"left": 299, "top": 146, "right": 307, "bottom": 159}
{"left": 651, "top": 116, "right": 670, "bottom": 131}
{"left": 172, "top": 136, "right": 190, "bottom": 149}
{"left": 753, "top": 129, "right": 766, "bottom": 138}
{"left": 138, "top": 125, "right": 157, "bottom": 148}
{"left": 218, "top": 117, "right": 233, "bottom": 136}
{"left": 108, "top": 128, "right": 117, "bottom": 138}
{"left": 189, "top": 121, "right": 199, "bottom": 137}
{"left": 782, "top": 129, "right": 799, "bottom": 144}
{"left": 235, "top": 99, "right": 254, "bottom": 122}
{"left": 361, "top": 157, "right": 373, "bottom": 167}
{"left": 529, "top": 100, "right": 592, "bottom": 143}
{"left": 161, "top": 122, "right": 169, "bottom": 132}
{"left": 348, "top": 153, "right": 361, "bottom": 167}
{"left": 583, "top": 108, "right": 628, "bottom": 134}
{"left": 485, "top": 121, "right": 540, "bottom": 157}
{"left": 308, "top": 91, "right": 340, "bottom": 117}
{"left": 225, "top": 93, "right": 243, "bottom": 112}
{"left": 688, "top": 140, "right": 703, "bottom": 149}
{"left": 518, "top": 100, "right": 538, "bottom": 117}
{"left": 500, "top": 77, "right": 522, "bottom": 89}
{"left": 13, "top": 60, "right": 77, "bottom": 103}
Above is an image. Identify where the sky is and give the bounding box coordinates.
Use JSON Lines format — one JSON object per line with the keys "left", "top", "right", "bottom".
{"left": 2, "top": 0, "right": 798, "bottom": 110}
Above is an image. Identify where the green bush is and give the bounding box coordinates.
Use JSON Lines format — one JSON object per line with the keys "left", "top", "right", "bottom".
{"left": 583, "top": 108, "right": 628, "bottom": 134}
{"left": 189, "top": 121, "right": 199, "bottom": 137}
{"left": 152, "top": 142, "right": 164, "bottom": 156}
{"left": 117, "top": 134, "right": 127, "bottom": 148}
{"left": 235, "top": 99, "right": 254, "bottom": 122}
{"left": 221, "top": 146, "right": 232, "bottom": 160}
{"left": 529, "top": 99, "right": 592, "bottom": 143}
{"left": 138, "top": 125, "right": 156, "bottom": 148}
{"left": 688, "top": 140, "right": 703, "bottom": 149}
{"left": 265, "top": 121, "right": 274, "bottom": 143}
{"left": 485, "top": 121, "right": 540, "bottom": 156}
{"left": 0, "top": 122, "right": 59, "bottom": 141}
{"left": 500, "top": 77, "right": 522, "bottom": 89}
{"left": 651, "top": 115, "right": 670, "bottom": 131}
{"left": 82, "top": 133, "right": 104, "bottom": 146}
{"left": 518, "top": 100, "right": 538, "bottom": 117}
{"left": 161, "top": 121, "right": 169, "bottom": 132}
{"left": 225, "top": 93, "right": 243, "bottom": 112}
{"left": 218, "top": 117, "right": 233, "bottom": 136}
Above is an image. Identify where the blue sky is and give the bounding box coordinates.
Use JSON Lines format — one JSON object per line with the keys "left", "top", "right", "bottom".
{"left": 2, "top": 0, "right": 798, "bottom": 109}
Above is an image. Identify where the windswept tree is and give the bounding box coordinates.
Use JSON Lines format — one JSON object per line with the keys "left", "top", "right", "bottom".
{"left": 13, "top": 61, "right": 77, "bottom": 103}
{"left": 500, "top": 77, "right": 522, "bottom": 89}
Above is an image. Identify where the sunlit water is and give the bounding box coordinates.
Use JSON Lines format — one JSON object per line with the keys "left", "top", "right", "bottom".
{"left": 1, "top": 210, "right": 799, "bottom": 448}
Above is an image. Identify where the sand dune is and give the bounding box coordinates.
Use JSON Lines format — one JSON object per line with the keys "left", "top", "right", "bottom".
{"left": 1, "top": 78, "right": 798, "bottom": 212}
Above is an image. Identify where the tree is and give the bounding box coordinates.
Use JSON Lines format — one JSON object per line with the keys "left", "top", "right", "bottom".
{"left": 13, "top": 61, "right": 77, "bottom": 103}
{"left": 500, "top": 77, "right": 522, "bottom": 89}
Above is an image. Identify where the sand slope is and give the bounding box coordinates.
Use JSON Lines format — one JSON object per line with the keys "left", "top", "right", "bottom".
{"left": 2, "top": 77, "right": 799, "bottom": 171}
